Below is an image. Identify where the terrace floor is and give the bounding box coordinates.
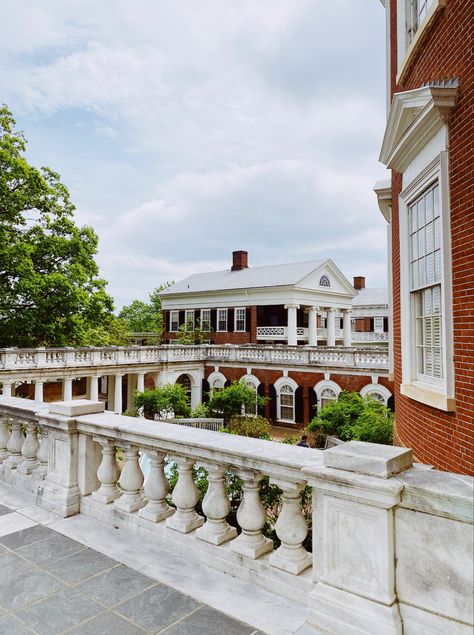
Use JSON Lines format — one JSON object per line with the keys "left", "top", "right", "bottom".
{"left": 0, "top": 483, "right": 313, "bottom": 635}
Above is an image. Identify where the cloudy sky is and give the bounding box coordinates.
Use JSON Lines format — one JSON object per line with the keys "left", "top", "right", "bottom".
{"left": 1, "top": 0, "right": 390, "bottom": 309}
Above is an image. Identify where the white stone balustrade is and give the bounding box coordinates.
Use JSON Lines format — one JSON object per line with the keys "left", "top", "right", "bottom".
{"left": 166, "top": 456, "right": 205, "bottom": 533}
{"left": 18, "top": 421, "right": 39, "bottom": 474}
{"left": 6, "top": 419, "right": 24, "bottom": 468}
{"left": 0, "top": 415, "right": 9, "bottom": 463}
{"left": 0, "top": 396, "right": 472, "bottom": 635}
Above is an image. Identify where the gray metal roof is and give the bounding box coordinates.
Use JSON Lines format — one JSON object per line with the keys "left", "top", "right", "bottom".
{"left": 161, "top": 259, "right": 327, "bottom": 295}
{"left": 352, "top": 288, "right": 388, "bottom": 306}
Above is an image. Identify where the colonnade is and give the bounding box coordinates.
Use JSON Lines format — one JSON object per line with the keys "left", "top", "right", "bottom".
{"left": 283, "top": 305, "right": 352, "bottom": 347}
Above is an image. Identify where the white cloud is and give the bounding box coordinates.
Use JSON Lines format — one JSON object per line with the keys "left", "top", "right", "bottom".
{"left": 0, "top": 0, "right": 389, "bottom": 308}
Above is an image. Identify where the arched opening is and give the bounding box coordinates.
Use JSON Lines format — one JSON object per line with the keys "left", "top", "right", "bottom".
{"left": 176, "top": 374, "right": 192, "bottom": 405}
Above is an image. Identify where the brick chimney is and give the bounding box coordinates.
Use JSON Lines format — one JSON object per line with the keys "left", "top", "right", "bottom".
{"left": 353, "top": 276, "right": 365, "bottom": 290}
{"left": 231, "top": 250, "right": 249, "bottom": 271}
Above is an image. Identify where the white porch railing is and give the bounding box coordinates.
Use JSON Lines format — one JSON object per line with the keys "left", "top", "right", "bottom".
{"left": 0, "top": 396, "right": 472, "bottom": 635}
{"left": 352, "top": 330, "right": 389, "bottom": 343}
{"left": 0, "top": 344, "right": 389, "bottom": 376}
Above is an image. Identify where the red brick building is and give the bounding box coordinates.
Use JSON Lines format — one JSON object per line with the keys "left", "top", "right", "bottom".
{"left": 160, "top": 251, "right": 393, "bottom": 427}
{"left": 376, "top": 0, "right": 473, "bottom": 474}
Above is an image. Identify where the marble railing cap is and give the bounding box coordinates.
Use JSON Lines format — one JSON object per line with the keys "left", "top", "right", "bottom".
{"left": 48, "top": 400, "right": 105, "bottom": 417}
{"left": 323, "top": 440, "right": 413, "bottom": 478}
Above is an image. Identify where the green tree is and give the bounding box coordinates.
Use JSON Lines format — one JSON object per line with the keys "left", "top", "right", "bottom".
{"left": 307, "top": 391, "right": 393, "bottom": 446}
{"left": 175, "top": 318, "right": 213, "bottom": 345}
{"left": 0, "top": 105, "right": 116, "bottom": 347}
{"left": 207, "top": 381, "right": 267, "bottom": 425}
{"left": 119, "top": 282, "right": 172, "bottom": 339}
{"left": 133, "top": 384, "right": 191, "bottom": 419}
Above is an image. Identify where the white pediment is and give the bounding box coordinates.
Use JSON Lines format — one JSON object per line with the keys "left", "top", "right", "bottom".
{"left": 379, "top": 83, "right": 458, "bottom": 172}
{"left": 296, "top": 260, "right": 355, "bottom": 298}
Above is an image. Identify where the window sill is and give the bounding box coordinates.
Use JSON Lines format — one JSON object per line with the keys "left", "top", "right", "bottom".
{"left": 400, "top": 382, "right": 455, "bottom": 412}
{"left": 277, "top": 419, "right": 296, "bottom": 425}
{"left": 397, "top": 0, "right": 446, "bottom": 85}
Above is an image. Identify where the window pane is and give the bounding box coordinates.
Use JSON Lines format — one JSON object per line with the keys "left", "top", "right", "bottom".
{"left": 411, "top": 233, "right": 418, "bottom": 260}
{"left": 426, "top": 252, "right": 435, "bottom": 284}
{"left": 425, "top": 188, "right": 433, "bottom": 221}
{"left": 433, "top": 184, "right": 439, "bottom": 213}
{"left": 418, "top": 198, "right": 425, "bottom": 229}
{"left": 418, "top": 227, "right": 425, "bottom": 257}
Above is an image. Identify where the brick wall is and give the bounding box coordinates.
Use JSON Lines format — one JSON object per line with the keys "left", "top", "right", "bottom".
{"left": 389, "top": 0, "right": 474, "bottom": 474}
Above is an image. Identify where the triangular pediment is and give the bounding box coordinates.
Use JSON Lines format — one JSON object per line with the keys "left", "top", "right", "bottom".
{"left": 296, "top": 259, "right": 355, "bottom": 298}
{"left": 380, "top": 83, "right": 458, "bottom": 172}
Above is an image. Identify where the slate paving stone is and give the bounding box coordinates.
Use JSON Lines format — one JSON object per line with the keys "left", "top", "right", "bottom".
{"left": 80, "top": 563, "right": 157, "bottom": 606}
{"left": 44, "top": 547, "right": 118, "bottom": 584}
{"left": 0, "top": 505, "right": 13, "bottom": 517}
{"left": 116, "top": 585, "right": 202, "bottom": 633}
{"left": 0, "top": 568, "right": 65, "bottom": 612}
{"left": 0, "top": 552, "right": 36, "bottom": 583}
{"left": 0, "top": 615, "right": 37, "bottom": 635}
{"left": 161, "top": 605, "right": 256, "bottom": 635}
{"left": 0, "top": 524, "right": 54, "bottom": 549}
{"left": 68, "top": 610, "right": 148, "bottom": 634}
{"left": 16, "top": 588, "right": 103, "bottom": 635}
{"left": 15, "top": 533, "right": 86, "bottom": 566}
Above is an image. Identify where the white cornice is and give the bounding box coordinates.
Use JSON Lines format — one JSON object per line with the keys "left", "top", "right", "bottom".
{"left": 373, "top": 178, "right": 392, "bottom": 223}
{"left": 379, "top": 84, "right": 458, "bottom": 173}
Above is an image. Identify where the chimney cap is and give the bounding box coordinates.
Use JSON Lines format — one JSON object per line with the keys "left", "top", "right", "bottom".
{"left": 353, "top": 276, "right": 366, "bottom": 290}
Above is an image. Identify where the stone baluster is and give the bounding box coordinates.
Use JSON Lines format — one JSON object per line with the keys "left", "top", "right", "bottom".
{"left": 0, "top": 415, "right": 10, "bottom": 463}
{"left": 230, "top": 471, "right": 273, "bottom": 559}
{"left": 18, "top": 421, "right": 40, "bottom": 474}
{"left": 115, "top": 445, "right": 146, "bottom": 513}
{"left": 92, "top": 439, "right": 121, "bottom": 503}
{"left": 35, "top": 426, "right": 49, "bottom": 480}
{"left": 166, "top": 456, "right": 204, "bottom": 533}
{"left": 139, "top": 450, "right": 174, "bottom": 522}
{"left": 6, "top": 419, "right": 24, "bottom": 468}
{"left": 196, "top": 463, "right": 237, "bottom": 545}
{"left": 269, "top": 479, "right": 311, "bottom": 574}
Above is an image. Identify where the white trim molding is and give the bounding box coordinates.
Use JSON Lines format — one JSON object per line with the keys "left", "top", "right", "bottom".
{"left": 380, "top": 82, "right": 458, "bottom": 173}
{"left": 207, "top": 371, "right": 227, "bottom": 391}
{"left": 314, "top": 379, "right": 341, "bottom": 412}
{"left": 274, "top": 376, "right": 299, "bottom": 424}
{"left": 374, "top": 178, "right": 392, "bottom": 223}
{"left": 360, "top": 383, "right": 392, "bottom": 406}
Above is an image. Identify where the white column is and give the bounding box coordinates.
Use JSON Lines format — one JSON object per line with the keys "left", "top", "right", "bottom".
{"left": 308, "top": 307, "right": 318, "bottom": 346}
{"left": 63, "top": 377, "right": 73, "bottom": 401}
{"left": 114, "top": 374, "right": 123, "bottom": 414}
{"left": 107, "top": 375, "right": 114, "bottom": 411}
{"left": 326, "top": 308, "right": 336, "bottom": 347}
{"left": 90, "top": 376, "right": 99, "bottom": 402}
{"left": 2, "top": 381, "right": 13, "bottom": 397}
{"left": 136, "top": 372, "right": 145, "bottom": 393}
{"left": 285, "top": 304, "right": 300, "bottom": 346}
{"left": 34, "top": 380, "right": 44, "bottom": 402}
{"left": 343, "top": 309, "right": 352, "bottom": 347}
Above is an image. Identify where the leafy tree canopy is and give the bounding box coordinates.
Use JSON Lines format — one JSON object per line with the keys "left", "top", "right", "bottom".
{"left": 207, "top": 380, "right": 267, "bottom": 425}
{"left": 307, "top": 391, "right": 393, "bottom": 445}
{"left": 119, "top": 282, "right": 171, "bottom": 338}
{"left": 0, "top": 105, "right": 119, "bottom": 347}
{"left": 175, "top": 318, "right": 213, "bottom": 345}
{"left": 133, "top": 383, "right": 191, "bottom": 419}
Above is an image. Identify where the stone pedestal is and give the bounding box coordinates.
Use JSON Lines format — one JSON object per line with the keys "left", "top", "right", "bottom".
{"left": 303, "top": 442, "right": 413, "bottom": 635}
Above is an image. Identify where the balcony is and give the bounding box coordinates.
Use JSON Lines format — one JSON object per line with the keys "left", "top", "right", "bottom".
{"left": 256, "top": 326, "right": 389, "bottom": 344}
{"left": 0, "top": 396, "right": 472, "bottom": 635}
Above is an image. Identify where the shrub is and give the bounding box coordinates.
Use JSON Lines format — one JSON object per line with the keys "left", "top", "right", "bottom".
{"left": 133, "top": 384, "right": 191, "bottom": 419}
{"left": 207, "top": 381, "right": 267, "bottom": 425}
{"left": 228, "top": 415, "right": 271, "bottom": 439}
{"left": 190, "top": 403, "right": 209, "bottom": 418}
{"left": 307, "top": 391, "right": 393, "bottom": 446}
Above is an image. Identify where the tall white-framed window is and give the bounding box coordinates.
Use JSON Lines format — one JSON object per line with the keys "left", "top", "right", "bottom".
{"left": 275, "top": 377, "right": 298, "bottom": 423}
{"left": 235, "top": 307, "right": 246, "bottom": 332}
{"left": 399, "top": 152, "right": 454, "bottom": 411}
{"left": 200, "top": 309, "right": 211, "bottom": 332}
{"left": 240, "top": 374, "right": 260, "bottom": 416}
{"left": 185, "top": 310, "right": 194, "bottom": 331}
{"left": 170, "top": 311, "right": 180, "bottom": 332}
{"left": 409, "top": 182, "right": 443, "bottom": 382}
{"left": 314, "top": 380, "right": 341, "bottom": 412}
{"left": 217, "top": 309, "right": 228, "bottom": 332}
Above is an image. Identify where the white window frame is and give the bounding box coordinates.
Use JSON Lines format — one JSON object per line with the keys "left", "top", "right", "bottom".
{"left": 234, "top": 307, "right": 246, "bottom": 332}
{"left": 185, "top": 310, "right": 194, "bottom": 331}
{"left": 200, "top": 309, "right": 211, "bottom": 332}
{"left": 360, "top": 383, "right": 392, "bottom": 406}
{"left": 207, "top": 371, "right": 227, "bottom": 393}
{"left": 170, "top": 311, "right": 179, "bottom": 332}
{"left": 314, "top": 380, "right": 341, "bottom": 412}
{"left": 374, "top": 317, "right": 384, "bottom": 334}
{"left": 274, "top": 377, "right": 298, "bottom": 424}
{"left": 399, "top": 152, "right": 455, "bottom": 411}
{"left": 217, "top": 308, "right": 228, "bottom": 332}
{"left": 240, "top": 374, "right": 260, "bottom": 416}
{"left": 396, "top": 0, "right": 445, "bottom": 83}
